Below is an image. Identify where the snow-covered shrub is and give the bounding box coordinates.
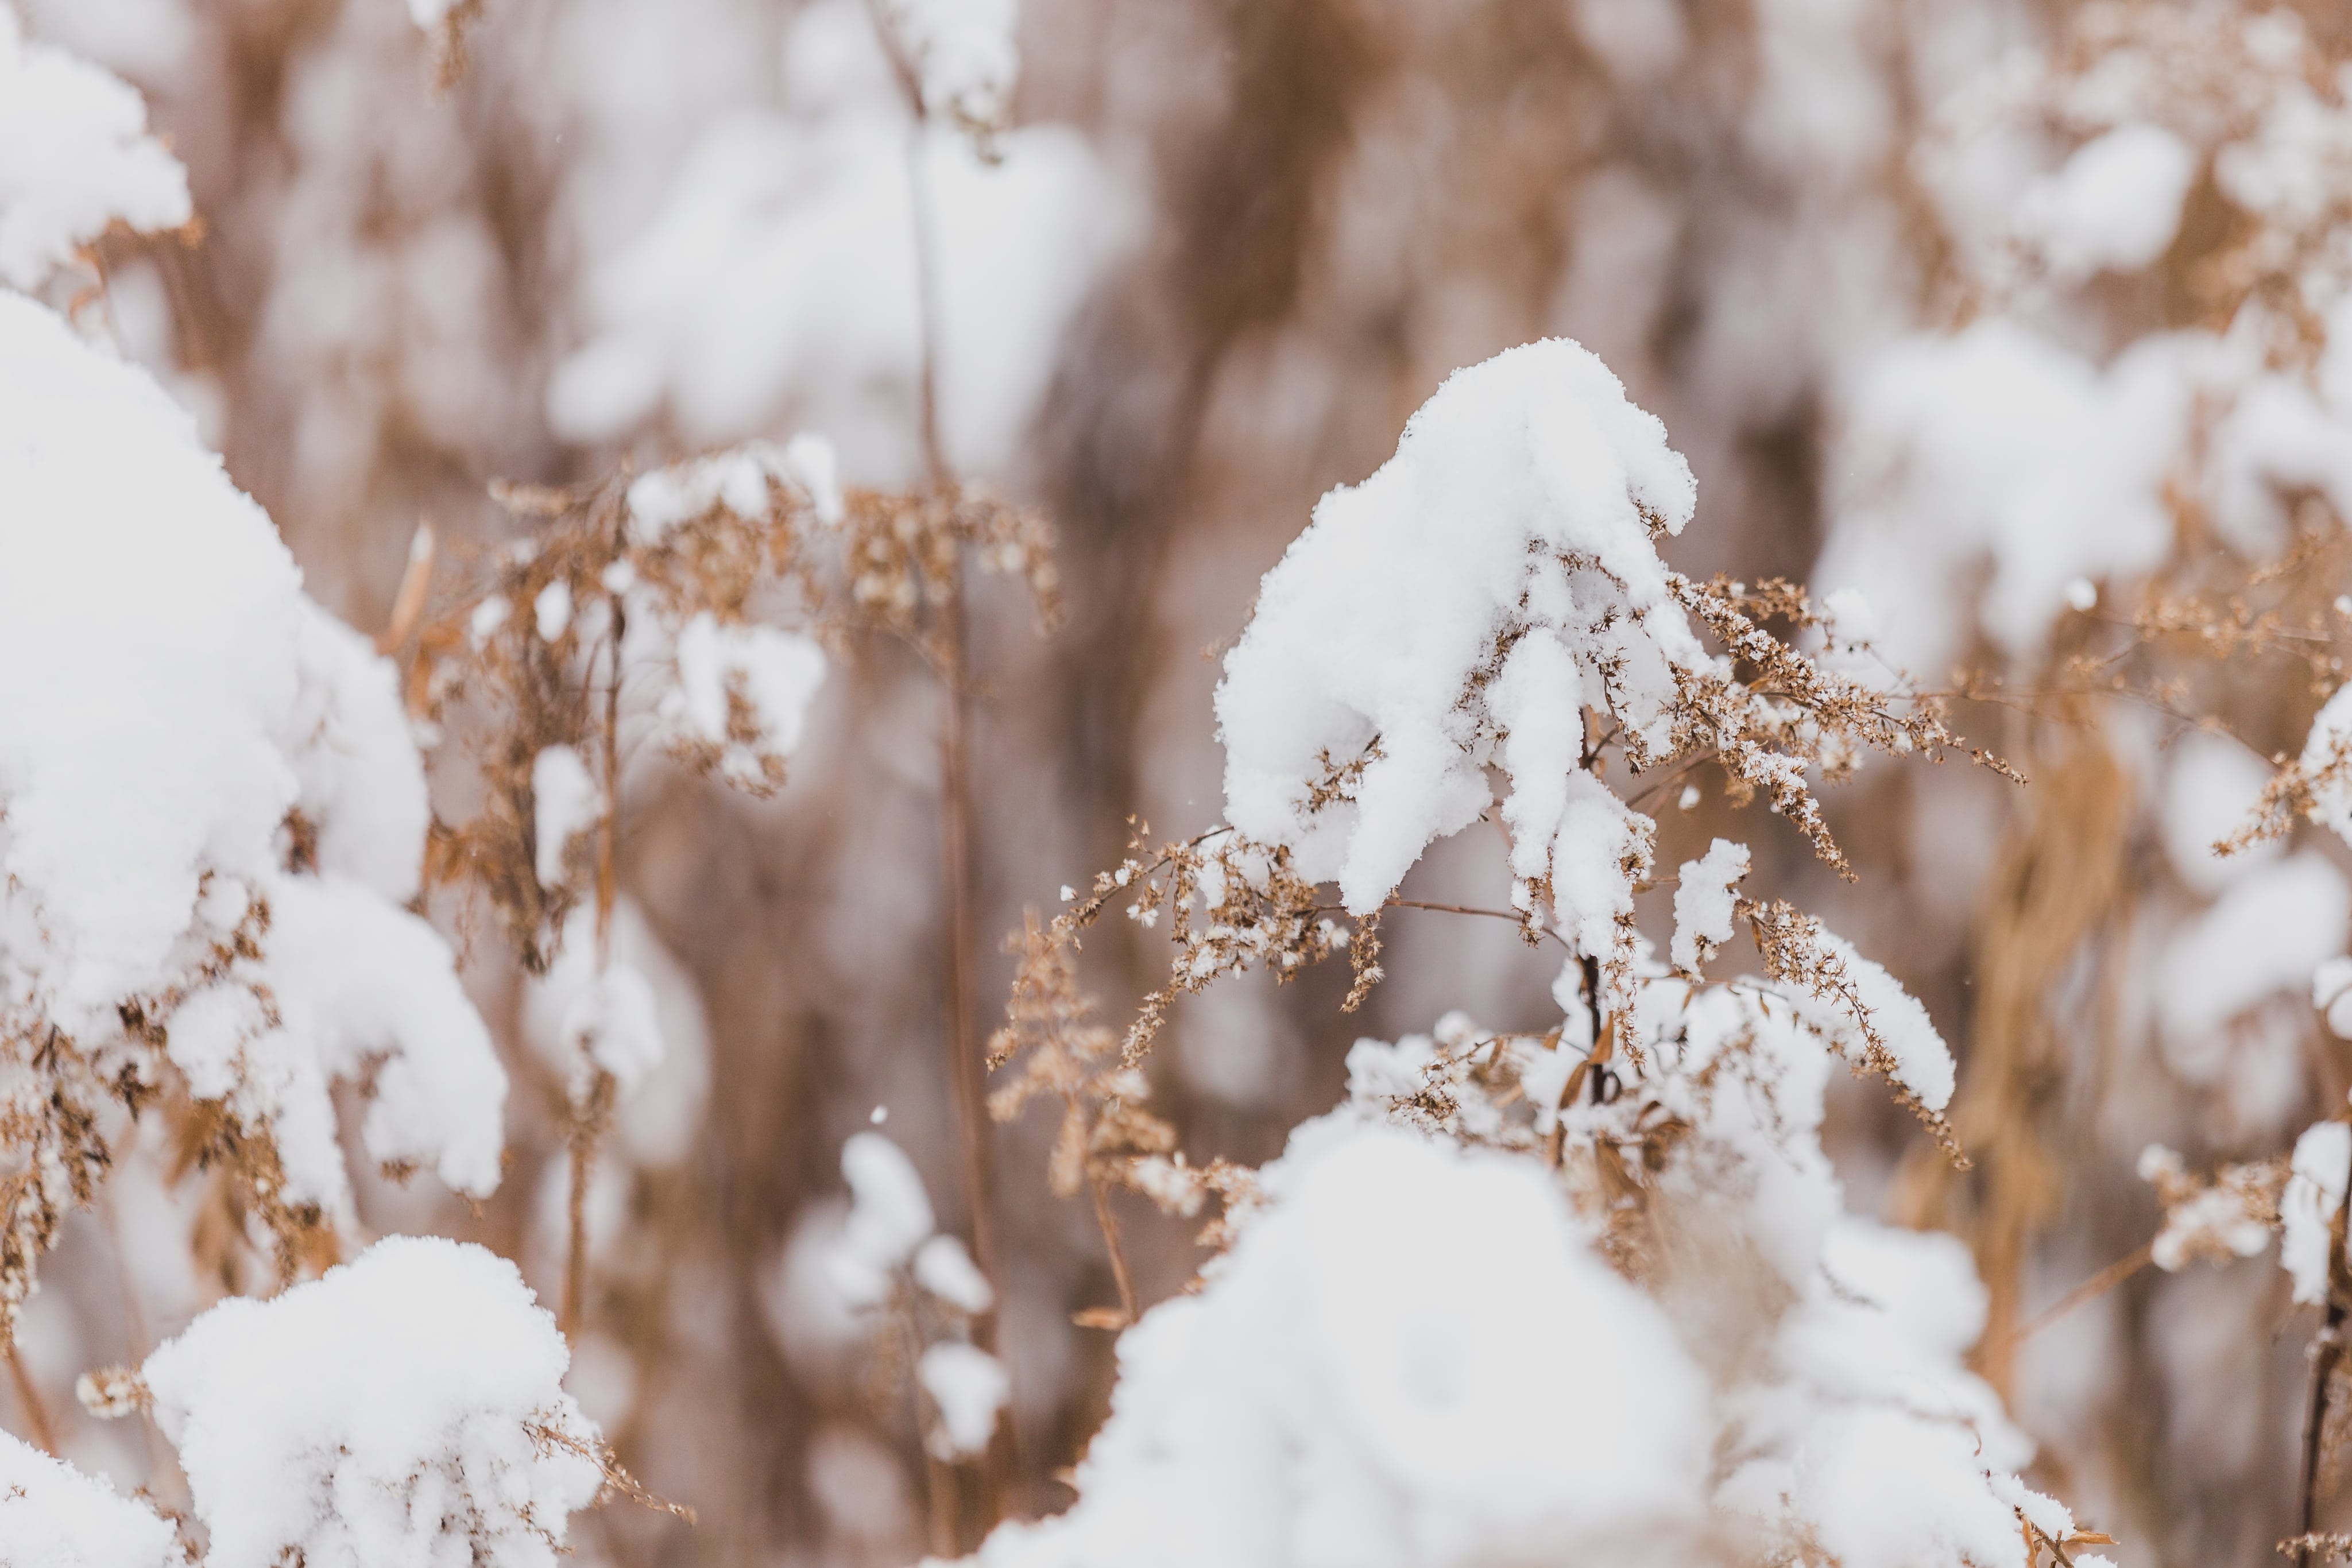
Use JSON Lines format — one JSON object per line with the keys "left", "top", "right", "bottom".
{"left": 125, "top": 1237, "right": 604, "bottom": 1568}
{"left": 0, "top": 261, "right": 506, "bottom": 1314}
{"left": 980, "top": 339, "right": 2095, "bottom": 1568}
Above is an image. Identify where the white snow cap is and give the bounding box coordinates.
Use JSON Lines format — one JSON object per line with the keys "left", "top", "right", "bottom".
{"left": 662, "top": 612, "right": 829, "bottom": 793}
{"left": 0, "top": 291, "right": 506, "bottom": 1207}
{"left": 0, "top": 1430, "right": 177, "bottom": 1568}
{"left": 962, "top": 1124, "right": 1712, "bottom": 1568}
{"left": 919, "top": 1341, "right": 1009, "bottom": 1459}
{"left": 141, "top": 1236, "right": 605, "bottom": 1568}
{"left": 829, "top": 1130, "right": 938, "bottom": 1308}
{"left": 0, "top": 4, "right": 191, "bottom": 292}
{"left": 531, "top": 742, "right": 601, "bottom": 893}
{"left": 1671, "top": 838, "right": 1750, "bottom": 977}
{"left": 1217, "top": 338, "right": 1701, "bottom": 919}
{"left": 2014, "top": 123, "right": 2196, "bottom": 280}
{"left": 2283, "top": 1119, "right": 2352, "bottom": 1306}
{"left": 880, "top": 0, "right": 1020, "bottom": 135}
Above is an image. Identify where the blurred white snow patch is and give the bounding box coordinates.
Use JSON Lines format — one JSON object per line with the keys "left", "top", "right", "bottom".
{"left": 625, "top": 434, "right": 842, "bottom": 540}
{"left": 141, "top": 1236, "right": 605, "bottom": 1568}
{"left": 523, "top": 897, "right": 712, "bottom": 1164}
{"left": 914, "top": 1233, "right": 994, "bottom": 1314}
{"left": 531, "top": 742, "right": 601, "bottom": 893}
{"left": 2316, "top": 955, "right": 2352, "bottom": 1039}
{"left": 2283, "top": 1120, "right": 2351, "bottom": 1305}
{"left": 17, "top": 0, "right": 194, "bottom": 82}
{"left": 1567, "top": 0, "right": 1685, "bottom": 84}
{"left": 2160, "top": 732, "right": 2277, "bottom": 895}
{"left": 548, "top": 0, "right": 1135, "bottom": 479}
{"left": 0, "top": 1429, "right": 177, "bottom": 1568}
{"left": 830, "top": 1131, "right": 935, "bottom": 1308}
{"left": 0, "top": 3, "right": 190, "bottom": 291}
{"left": 661, "top": 612, "right": 827, "bottom": 792}
{"left": 807, "top": 1423, "right": 916, "bottom": 1550}
{"left": 919, "top": 1342, "right": 1008, "bottom": 1458}
{"left": 881, "top": 0, "right": 1019, "bottom": 135}
{"left": 961, "top": 1124, "right": 1711, "bottom": 1568}
{"left": 2156, "top": 851, "right": 2349, "bottom": 1056}
{"left": 2300, "top": 682, "right": 2352, "bottom": 849}
{"left": 564, "top": 1331, "right": 641, "bottom": 1432}
{"left": 1823, "top": 320, "right": 2191, "bottom": 675}
{"left": 2015, "top": 123, "right": 2196, "bottom": 280}
{"left": 405, "top": 0, "right": 459, "bottom": 28}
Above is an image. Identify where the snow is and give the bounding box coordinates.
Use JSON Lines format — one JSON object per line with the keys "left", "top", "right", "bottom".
{"left": 2014, "top": 123, "right": 2196, "bottom": 280}
{"left": 0, "top": 289, "right": 506, "bottom": 1210}
{"left": 141, "top": 1236, "right": 605, "bottom": 1568}
{"left": 879, "top": 0, "right": 1020, "bottom": 136}
{"left": 558, "top": 959, "right": 666, "bottom": 1095}
{"left": 2318, "top": 955, "right": 2352, "bottom": 1039}
{"left": 1671, "top": 838, "right": 1750, "bottom": 977}
{"left": 405, "top": 0, "right": 459, "bottom": 28}
{"left": 2155, "top": 851, "right": 2350, "bottom": 1051}
{"left": 2300, "top": 683, "right": 2352, "bottom": 848}
{"left": 661, "top": 611, "right": 828, "bottom": 792}
{"left": 961, "top": 1125, "right": 1712, "bottom": 1568}
{"left": 0, "top": 2, "right": 191, "bottom": 292}
{"left": 520, "top": 897, "right": 709, "bottom": 1164}
{"left": 546, "top": 0, "right": 1132, "bottom": 479}
{"left": 1821, "top": 320, "right": 2195, "bottom": 674}
{"left": 919, "top": 1342, "right": 1008, "bottom": 1458}
{"left": 533, "top": 578, "right": 573, "bottom": 642}
{"left": 914, "top": 1233, "right": 994, "bottom": 1313}
{"left": 0, "top": 1430, "right": 177, "bottom": 1568}
{"left": 829, "top": 1131, "right": 937, "bottom": 1308}
{"left": 2161, "top": 732, "right": 2278, "bottom": 894}
{"left": 1216, "top": 338, "right": 1701, "bottom": 920}
{"left": 531, "top": 742, "right": 601, "bottom": 893}
{"left": 624, "top": 437, "right": 840, "bottom": 541}
{"left": 2283, "top": 1120, "right": 2351, "bottom": 1306}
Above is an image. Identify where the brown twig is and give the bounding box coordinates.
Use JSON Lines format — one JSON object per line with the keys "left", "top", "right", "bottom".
{"left": 2007, "top": 1241, "right": 2154, "bottom": 1347}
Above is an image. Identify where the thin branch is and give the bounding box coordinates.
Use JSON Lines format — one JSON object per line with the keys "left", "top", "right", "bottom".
{"left": 2007, "top": 1241, "right": 2154, "bottom": 1347}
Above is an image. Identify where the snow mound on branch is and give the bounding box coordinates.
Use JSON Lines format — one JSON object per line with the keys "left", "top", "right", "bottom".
{"left": 1216, "top": 337, "right": 1703, "bottom": 916}
{"left": 141, "top": 1236, "right": 605, "bottom": 1568}
{"left": 0, "top": 1430, "right": 177, "bottom": 1568}
{"left": 0, "top": 290, "right": 505, "bottom": 1204}
{"left": 0, "top": 3, "right": 191, "bottom": 292}
{"left": 962, "top": 1125, "right": 1712, "bottom": 1568}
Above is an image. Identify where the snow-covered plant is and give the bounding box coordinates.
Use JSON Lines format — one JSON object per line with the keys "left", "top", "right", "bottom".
{"left": 822, "top": 1131, "right": 1005, "bottom": 1546}
{"left": 64, "top": 1235, "right": 635, "bottom": 1567}
{"left": 1816, "top": 6, "right": 2352, "bottom": 1550}
{"left": 0, "top": 2, "right": 190, "bottom": 298}
{"left": 977, "top": 338, "right": 2091, "bottom": 1568}
{"left": 415, "top": 435, "right": 1055, "bottom": 1329}
{"left": 0, "top": 217, "right": 506, "bottom": 1328}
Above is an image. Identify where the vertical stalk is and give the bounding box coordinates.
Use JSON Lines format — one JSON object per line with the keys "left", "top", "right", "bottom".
{"left": 6, "top": 1340, "right": 54, "bottom": 1455}
{"left": 563, "top": 602, "right": 628, "bottom": 1341}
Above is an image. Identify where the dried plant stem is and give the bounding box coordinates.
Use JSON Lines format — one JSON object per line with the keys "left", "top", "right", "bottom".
{"left": 6, "top": 1338, "right": 55, "bottom": 1454}
{"left": 562, "top": 620, "right": 629, "bottom": 1342}
{"left": 1087, "top": 1175, "right": 1139, "bottom": 1326}
{"left": 2009, "top": 1241, "right": 2154, "bottom": 1347}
